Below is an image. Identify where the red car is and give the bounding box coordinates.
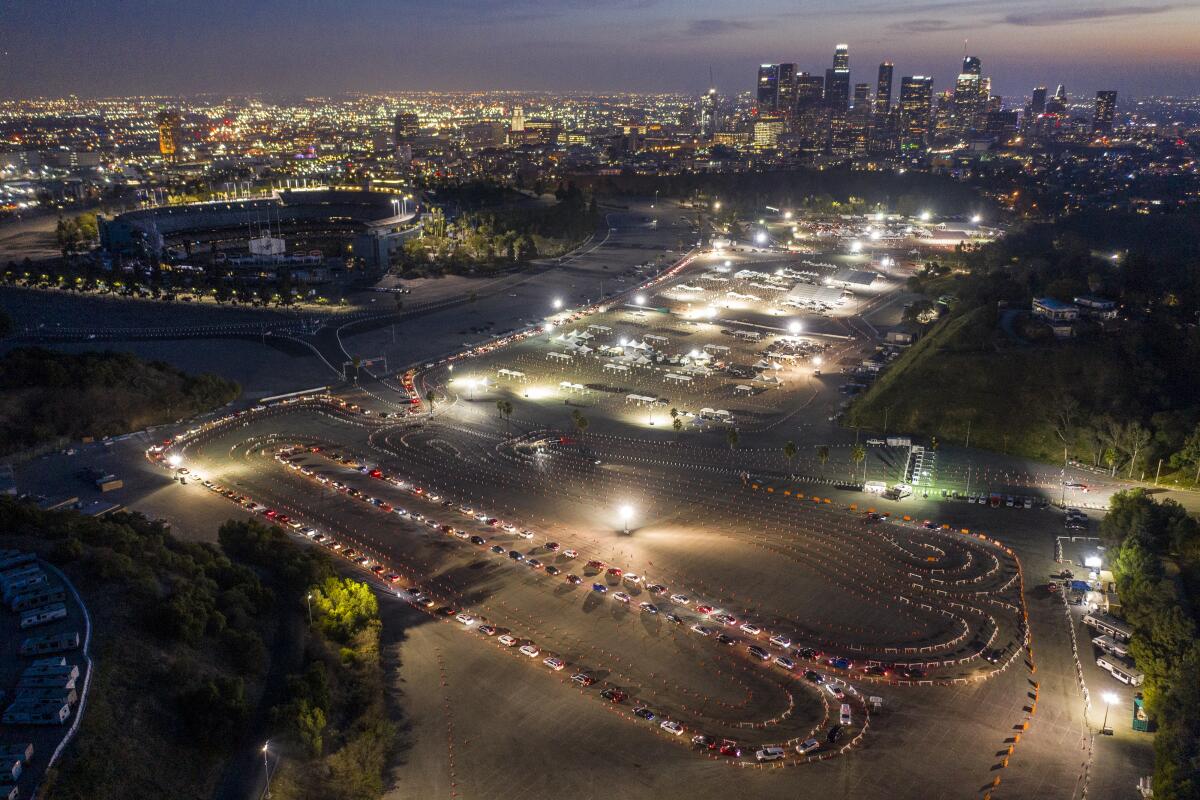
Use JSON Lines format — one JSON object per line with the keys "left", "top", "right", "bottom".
{"left": 264, "top": 509, "right": 279, "bottom": 518}
{"left": 606, "top": 567, "right": 623, "bottom": 578}
{"left": 369, "top": 469, "right": 383, "bottom": 479}
{"left": 586, "top": 560, "right": 606, "bottom": 571}
{"left": 696, "top": 605, "right": 714, "bottom": 615}
{"left": 719, "top": 740, "right": 742, "bottom": 758}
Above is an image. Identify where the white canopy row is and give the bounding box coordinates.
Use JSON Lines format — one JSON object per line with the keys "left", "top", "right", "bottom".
{"left": 546, "top": 352, "right": 572, "bottom": 362}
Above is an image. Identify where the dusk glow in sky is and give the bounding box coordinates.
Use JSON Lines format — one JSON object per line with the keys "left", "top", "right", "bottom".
{"left": 2, "top": 0, "right": 1197, "bottom": 98}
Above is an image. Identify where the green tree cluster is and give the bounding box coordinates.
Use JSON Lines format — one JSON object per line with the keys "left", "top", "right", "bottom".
{"left": 0, "top": 348, "right": 239, "bottom": 454}
{"left": 1101, "top": 490, "right": 1200, "bottom": 798}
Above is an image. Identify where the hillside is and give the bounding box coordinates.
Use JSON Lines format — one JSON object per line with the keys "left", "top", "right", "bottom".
{"left": 849, "top": 306, "right": 1155, "bottom": 463}
{"left": 0, "top": 347, "right": 239, "bottom": 454}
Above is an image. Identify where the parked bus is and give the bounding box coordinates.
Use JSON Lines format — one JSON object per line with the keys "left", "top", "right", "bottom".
{"left": 1091, "top": 634, "right": 1130, "bottom": 659}
{"left": 1097, "top": 654, "right": 1144, "bottom": 686}
{"left": 19, "top": 603, "right": 67, "bottom": 629}
{"left": 1083, "top": 612, "right": 1133, "bottom": 642}
{"left": 10, "top": 585, "right": 65, "bottom": 613}
{"left": 19, "top": 630, "right": 79, "bottom": 657}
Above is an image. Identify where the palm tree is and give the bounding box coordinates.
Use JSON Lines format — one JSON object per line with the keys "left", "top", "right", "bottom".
{"left": 672, "top": 416, "right": 683, "bottom": 438}
{"left": 726, "top": 428, "right": 739, "bottom": 450}
{"left": 425, "top": 389, "right": 437, "bottom": 417}
{"left": 783, "top": 440, "right": 797, "bottom": 477}
{"left": 816, "top": 445, "right": 830, "bottom": 477}
{"left": 571, "top": 409, "right": 588, "bottom": 439}
{"left": 851, "top": 443, "right": 866, "bottom": 482}
{"left": 500, "top": 400, "right": 514, "bottom": 436}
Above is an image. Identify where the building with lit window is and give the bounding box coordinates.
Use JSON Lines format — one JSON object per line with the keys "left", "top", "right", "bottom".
{"left": 155, "top": 110, "right": 182, "bottom": 165}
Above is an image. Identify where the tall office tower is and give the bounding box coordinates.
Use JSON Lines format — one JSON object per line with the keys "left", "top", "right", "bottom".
{"left": 833, "top": 43, "right": 849, "bottom": 71}
{"left": 777, "top": 63, "right": 798, "bottom": 120}
{"left": 155, "top": 110, "right": 182, "bottom": 165}
{"left": 824, "top": 68, "right": 850, "bottom": 111}
{"left": 757, "top": 64, "right": 780, "bottom": 112}
{"left": 952, "top": 55, "right": 988, "bottom": 135}
{"left": 1046, "top": 84, "right": 1067, "bottom": 115}
{"left": 699, "top": 88, "right": 721, "bottom": 139}
{"left": 394, "top": 111, "right": 420, "bottom": 142}
{"left": 853, "top": 83, "right": 870, "bottom": 108}
{"left": 874, "top": 62, "right": 894, "bottom": 114}
{"left": 1093, "top": 90, "right": 1117, "bottom": 133}
{"left": 899, "top": 75, "right": 934, "bottom": 151}
{"left": 1030, "top": 86, "right": 1047, "bottom": 115}
{"left": 510, "top": 107, "right": 525, "bottom": 133}
{"left": 794, "top": 73, "right": 826, "bottom": 145}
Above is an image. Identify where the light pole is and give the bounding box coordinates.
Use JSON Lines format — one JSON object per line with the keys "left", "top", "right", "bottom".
{"left": 1101, "top": 691, "right": 1118, "bottom": 734}
{"left": 620, "top": 505, "right": 633, "bottom": 535}
{"left": 306, "top": 593, "right": 313, "bottom": 626}
{"left": 262, "top": 741, "right": 272, "bottom": 798}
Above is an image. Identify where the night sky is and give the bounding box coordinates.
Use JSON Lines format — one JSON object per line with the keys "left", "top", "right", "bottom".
{"left": 2, "top": 0, "right": 1196, "bottom": 99}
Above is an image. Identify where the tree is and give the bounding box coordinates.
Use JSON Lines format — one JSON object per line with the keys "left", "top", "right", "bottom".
{"left": 425, "top": 389, "right": 437, "bottom": 416}
{"left": 310, "top": 577, "right": 378, "bottom": 642}
{"left": 672, "top": 416, "right": 683, "bottom": 438}
{"left": 851, "top": 443, "right": 866, "bottom": 482}
{"left": 783, "top": 440, "right": 798, "bottom": 477}
{"left": 725, "top": 427, "right": 739, "bottom": 450}
{"left": 351, "top": 356, "right": 361, "bottom": 382}
{"left": 816, "top": 445, "right": 830, "bottom": 477}
{"left": 571, "top": 409, "right": 589, "bottom": 438}
{"left": 497, "top": 400, "right": 514, "bottom": 435}
{"left": 1170, "top": 423, "right": 1200, "bottom": 485}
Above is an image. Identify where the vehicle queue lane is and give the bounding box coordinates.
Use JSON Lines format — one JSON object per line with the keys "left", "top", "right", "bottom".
{"left": 366, "top": 422, "right": 1022, "bottom": 669}
{"left": 192, "top": 433, "right": 831, "bottom": 749}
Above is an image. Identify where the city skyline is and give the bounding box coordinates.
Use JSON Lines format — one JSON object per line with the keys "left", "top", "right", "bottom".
{"left": 1, "top": 0, "right": 1197, "bottom": 100}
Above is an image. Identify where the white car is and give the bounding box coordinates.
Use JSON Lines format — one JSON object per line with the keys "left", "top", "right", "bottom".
{"left": 796, "top": 738, "right": 821, "bottom": 755}
{"left": 669, "top": 594, "right": 691, "bottom": 605}
{"left": 740, "top": 623, "right": 762, "bottom": 636}
{"left": 660, "top": 720, "right": 684, "bottom": 735}
{"left": 519, "top": 644, "right": 541, "bottom": 658}
{"left": 769, "top": 634, "right": 791, "bottom": 649}
{"left": 455, "top": 613, "right": 475, "bottom": 625}
{"left": 543, "top": 657, "right": 565, "bottom": 671}
{"left": 774, "top": 656, "right": 796, "bottom": 670}
{"left": 562, "top": 548, "right": 578, "bottom": 559}
{"left": 624, "top": 573, "right": 641, "bottom": 584}
{"left": 613, "top": 591, "right": 632, "bottom": 603}
{"left": 691, "top": 624, "right": 715, "bottom": 636}
{"left": 755, "top": 746, "right": 785, "bottom": 762}
{"left": 518, "top": 529, "right": 535, "bottom": 539}
{"left": 498, "top": 634, "right": 519, "bottom": 647}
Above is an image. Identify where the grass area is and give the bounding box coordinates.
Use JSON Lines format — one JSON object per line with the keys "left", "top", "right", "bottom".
{"left": 0, "top": 347, "right": 239, "bottom": 455}
{"left": 848, "top": 306, "right": 1154, "bottom": 463}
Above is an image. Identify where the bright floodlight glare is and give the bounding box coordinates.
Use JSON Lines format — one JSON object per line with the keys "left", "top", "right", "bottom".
{"left": 634, "top": 294, "right": 646, "bottom": 305}
{"left": 788, "top": 321, "right": 802, "bottom": 335}
{"left": 869, "top": 229, "right": 882, "bottom": 241}
{"left": 784, "top": 211, "right": 793, "bottom": 220}
{"left": 971, "top": 214, "right": 982, "bottom": 224}
{"left": 552, "top": 297, "right": 563, "bottom": 309}
{"left": 850, "top": 240, "right": 863, "bottom": 253}
{"left": 620, "top": 505, "right": 633, "bottom": 521}
{"left": 724, "top": 260, "right": 732, "bottom": 267}
{"left": 920, "top": 211, "right": 932, "bottom": 222}
{"left": 1111, "top": 253, "right": 1120, "bottom": 261}
{"left": 713, "top": 201, "right": 721, "bottom": 210}
{"left": 874, "top": 211, "right": 885, "bottom": 222}
{"left": 167, "top": 454, "right": 182, "bottom": 468}
{"left": 755, "top": 231, "right": 768, "bottom": 245}
{"left": 813, "top": 355, "right": 823, "bottom": 366}
{"left": 1102, "top": 692, "right": 1119, "bottom": 705}
{"left": 1084, "top": 555, "right": 1102, "bottom": 569}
